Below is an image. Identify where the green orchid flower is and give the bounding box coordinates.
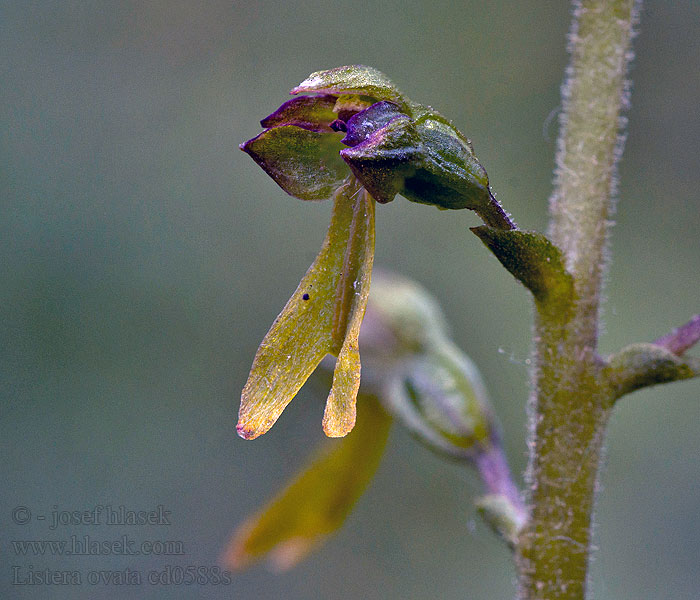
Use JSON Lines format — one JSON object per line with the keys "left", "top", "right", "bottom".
{"left": 238, "top": 65, "right": 514, "bottom": 441}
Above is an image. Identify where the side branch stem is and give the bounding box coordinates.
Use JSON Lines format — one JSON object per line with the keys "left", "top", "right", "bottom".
{"left": 653, "top": 314, "right": 700, "bottom": 356}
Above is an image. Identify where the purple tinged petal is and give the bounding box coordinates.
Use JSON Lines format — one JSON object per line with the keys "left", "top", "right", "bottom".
{"left": 340, "top": 116, "right": 420, "bottom": 204}
{"left": 260, "top": 95, "right": 339, "bottom": 133}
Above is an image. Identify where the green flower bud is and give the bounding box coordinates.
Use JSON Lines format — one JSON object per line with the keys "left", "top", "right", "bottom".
{"left": 359, "top": 273, "right": 495, "bottom": 460}
{"left": 358, "top": 273, "right": 526, "bottom": 539}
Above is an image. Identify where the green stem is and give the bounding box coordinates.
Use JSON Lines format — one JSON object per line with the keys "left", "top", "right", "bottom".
{"left": 515, "top": 1, "right": 638, "bottom": 598}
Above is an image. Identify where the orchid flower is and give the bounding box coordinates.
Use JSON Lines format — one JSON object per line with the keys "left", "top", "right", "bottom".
{"left": 238, "top": 65, "right": 513, "bottom": 441}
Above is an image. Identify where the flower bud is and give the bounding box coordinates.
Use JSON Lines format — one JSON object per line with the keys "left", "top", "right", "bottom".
{"left": 359, "top": 273, "right": 496, "bottom": 460}
{"left": 358, "top": 273, "right": 526, "bottom": 539}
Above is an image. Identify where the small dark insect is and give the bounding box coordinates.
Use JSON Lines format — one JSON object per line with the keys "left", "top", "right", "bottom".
{"left": 302, "top": 293, "right": 310, "bottom": 301}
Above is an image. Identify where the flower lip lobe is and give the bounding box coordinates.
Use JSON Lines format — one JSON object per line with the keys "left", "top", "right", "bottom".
{"left": 237, "top": 179, "right": 375, "bottom": 440}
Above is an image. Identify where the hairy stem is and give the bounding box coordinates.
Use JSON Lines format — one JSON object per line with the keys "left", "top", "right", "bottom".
{"left": 549, "top": 0, "right": 636, "bottom": 312}
{"left": 516, "top": 1, "right": 639, "bottom": 599}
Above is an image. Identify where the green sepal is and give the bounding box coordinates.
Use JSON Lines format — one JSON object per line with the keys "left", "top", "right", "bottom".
{"left": 404, "top": 116, "right": 491, "bottom": 210}
{"left": 341, "top": 112, "right": 493, "bottom": 211}
{"left": 240, "top": 125, "right": 348, "bottom": 200}
{"left": 224, "top": 393, "right": 391, "bottom": 571}
{"left": 471, "top": 227, "right": 574, "bottom": 308}
{"left": 237, "top": 179, "right": 375, "bottom": 439}
{"left": 291, "top": 65, "right": 408, "bottom": 110}
{"left": 605, "top": 343, "right": 700, "bottom": 401}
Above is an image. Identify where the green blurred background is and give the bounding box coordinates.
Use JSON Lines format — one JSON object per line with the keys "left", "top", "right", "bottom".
{"left": 2, "top": 1, "right": 698, "bottom": 598}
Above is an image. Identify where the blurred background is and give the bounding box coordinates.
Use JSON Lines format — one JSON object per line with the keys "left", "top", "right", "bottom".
{"left": 1, "top": 1, "right": 698, "bottom": 598}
